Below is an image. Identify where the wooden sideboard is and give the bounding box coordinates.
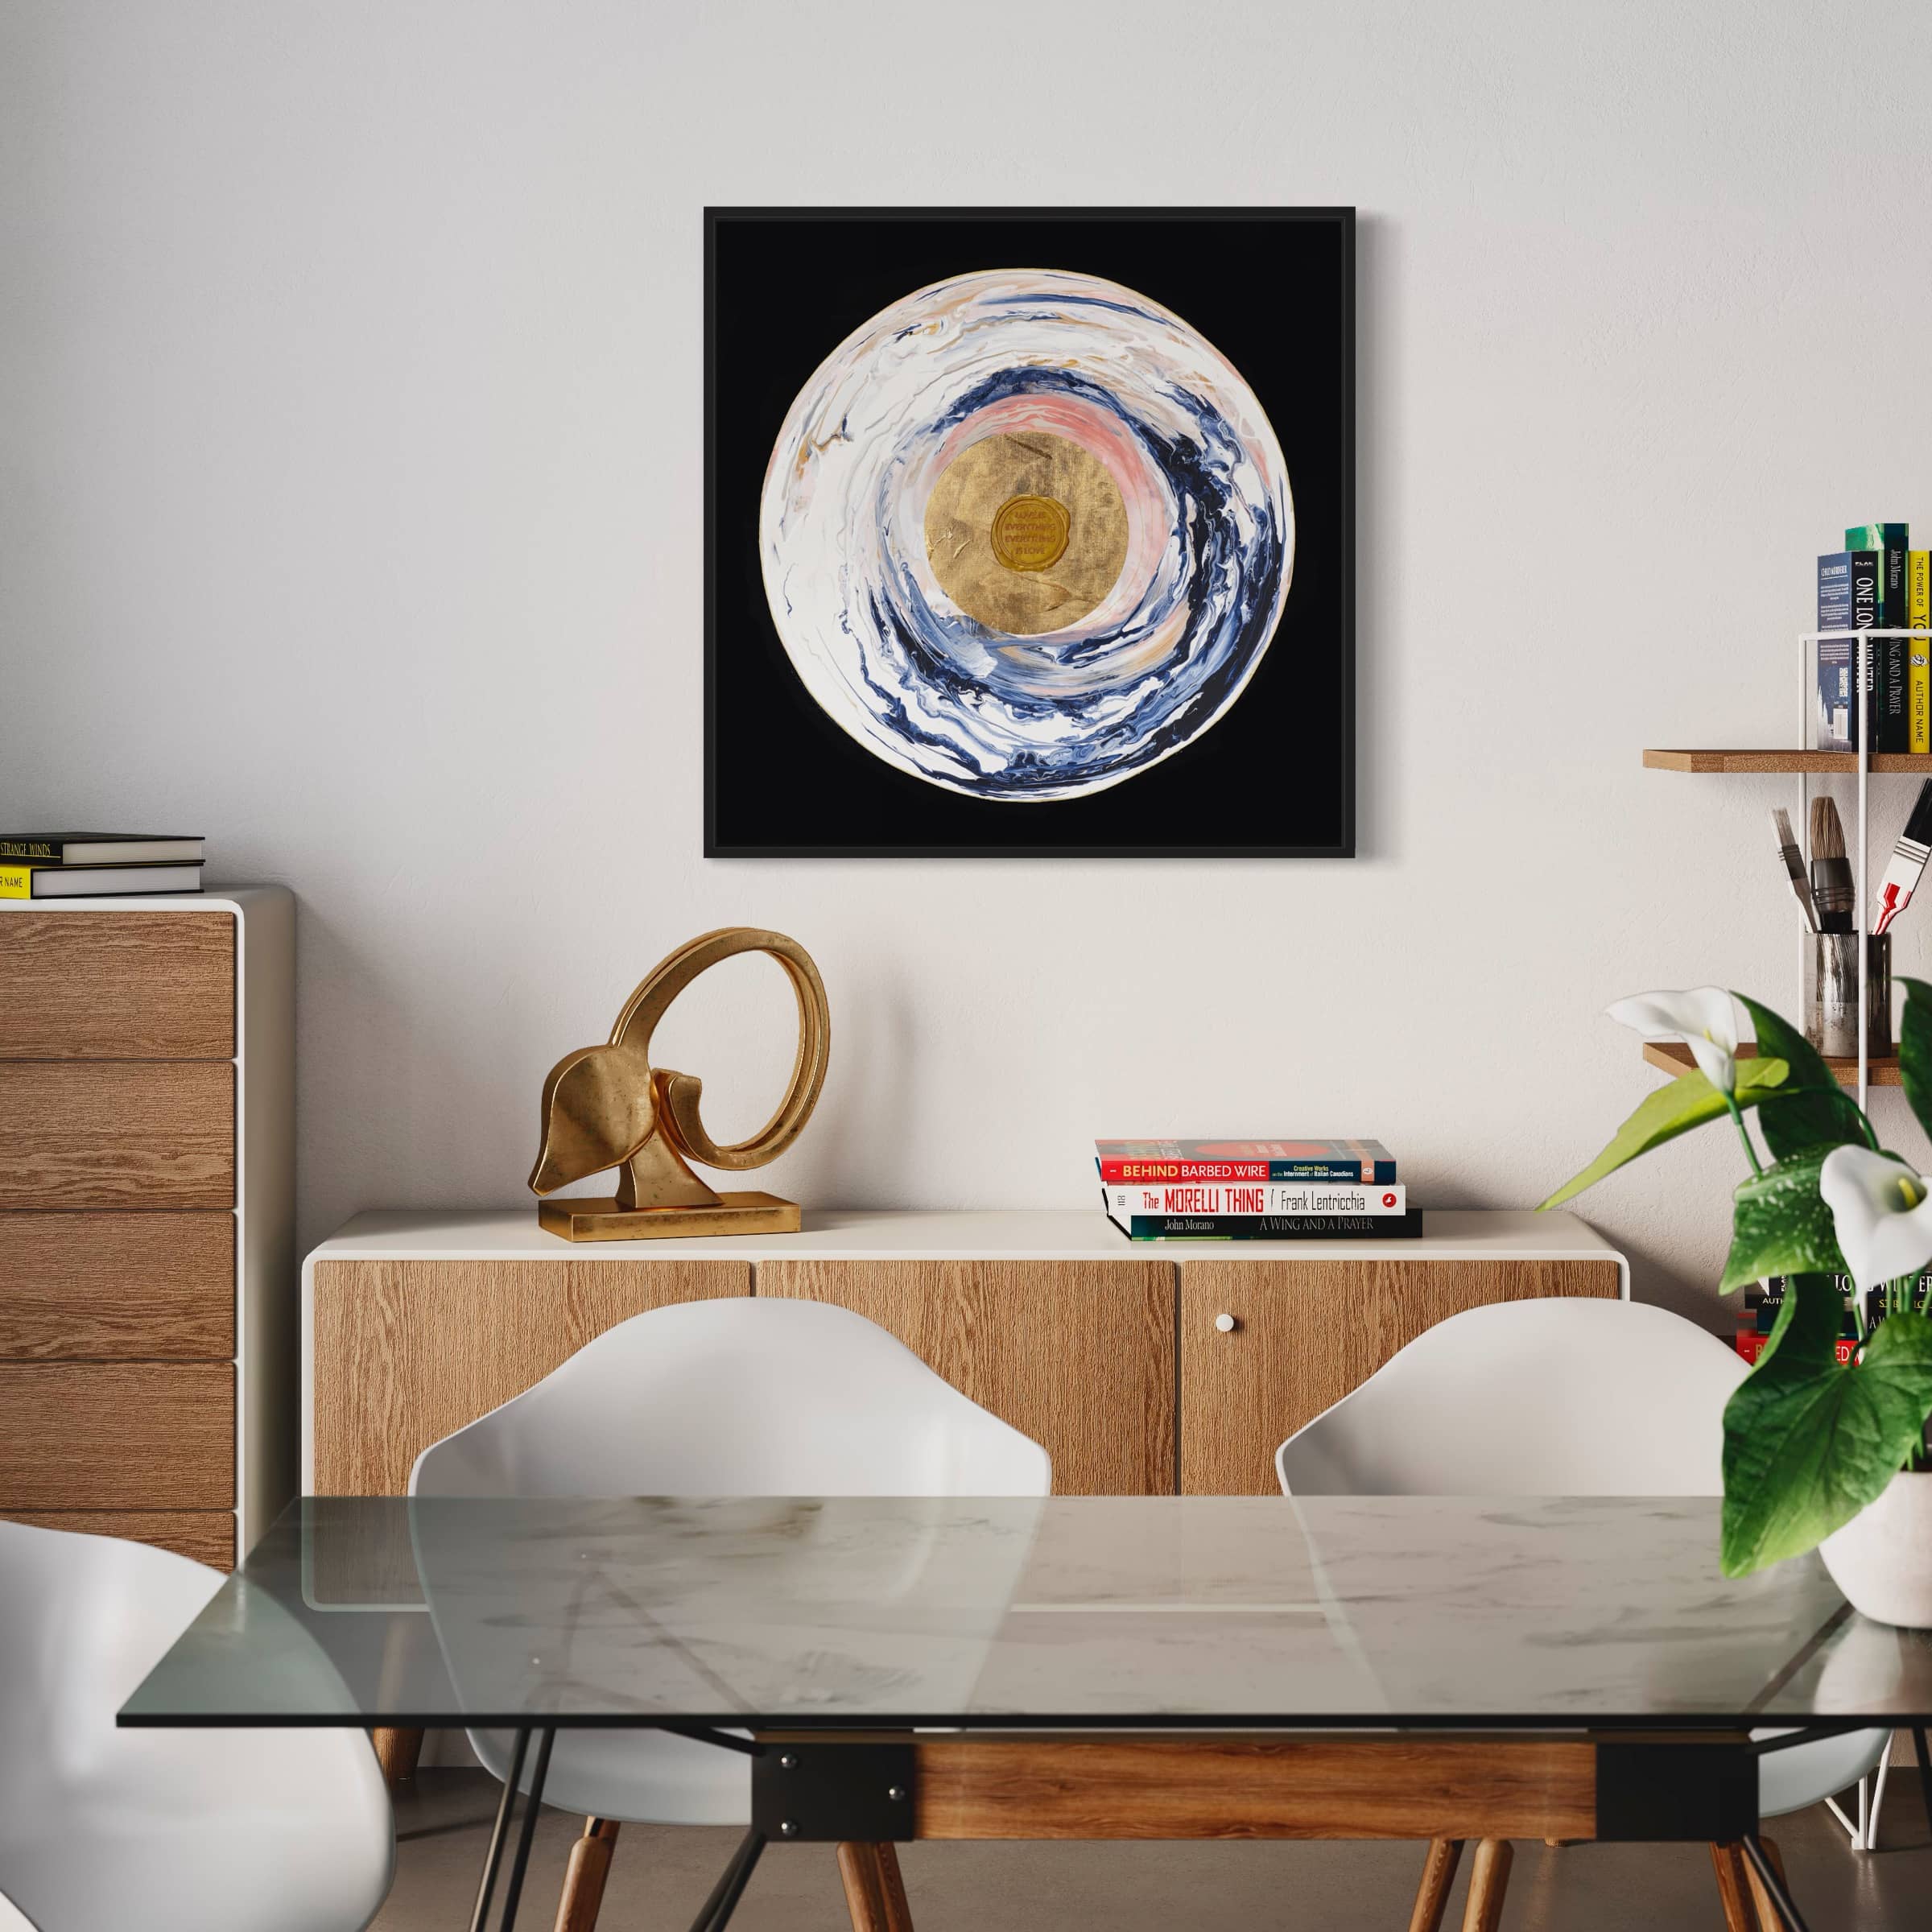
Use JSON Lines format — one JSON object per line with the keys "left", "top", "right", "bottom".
{"left": 305, "top": 1209, "right": 1625, "bottom": 1499}
{"left": 0, "top": 890, "right": 295, "bottom": 1567}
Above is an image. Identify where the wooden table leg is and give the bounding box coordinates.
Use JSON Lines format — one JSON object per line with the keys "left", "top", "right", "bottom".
{"left": 1709, "top": 1842, "right": 1754, "bottom": 1932}
{"left": 373, "top": 1726, "right": 423, "bottom": 1787}
{"left": 836, "top": 1842, "right": 914, "bottom": 1932}
{"left": 1742, "top": 1835, "right": 1793, "bottom": 1932}
{"left": 553, "top": 1818, "right": 620, "bottom": 1932}
{"left": 1459, "top": 1839, "right": 1512, "bottom": 1932}
{"left": 1409, "top": 1839, "right": 1464, "bottom": 1932}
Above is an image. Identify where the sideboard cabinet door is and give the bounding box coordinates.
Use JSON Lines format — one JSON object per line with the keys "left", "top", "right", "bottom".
{"left": 1179, "top": 1259, "right": 1623, "bottom": 1495}
{"left": 756, "top": 1260, "right": 1176, "bottom": 1496}
{"left": 310, "top": 1258, "right": 749, "bottom": 1493}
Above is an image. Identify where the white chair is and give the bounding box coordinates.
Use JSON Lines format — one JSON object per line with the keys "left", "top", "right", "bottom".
{"left": 411, "top": 1294, "right": 1051, "bottom": 1932}
{"left": 1275, "top": 1297, "right": 1889, "bottom": 1932}
{"left": 0, "top": 1520, "right": 393, "bottom": 1932}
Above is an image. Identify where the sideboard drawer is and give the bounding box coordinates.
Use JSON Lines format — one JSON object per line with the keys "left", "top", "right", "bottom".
{"left": 0, "top": 1062, "right": 234, "bottom": 1210}
{"left": 0, "top": 1363, "right": 234, "bottom": 1509}
{"left": 0, "top": 910, "right": 234, "bottom": 1059}
{"left": 0, "top": 1212, "right": 234, "bottom": 1359}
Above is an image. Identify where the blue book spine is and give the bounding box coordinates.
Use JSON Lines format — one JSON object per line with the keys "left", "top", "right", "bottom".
{"left": 1817, "top": 551, "right": 1879, "bottom": 750}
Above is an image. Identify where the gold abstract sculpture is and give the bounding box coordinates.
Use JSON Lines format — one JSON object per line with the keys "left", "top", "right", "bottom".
{"left": 530, "top": 927, "right": 830, "bottom": 1241}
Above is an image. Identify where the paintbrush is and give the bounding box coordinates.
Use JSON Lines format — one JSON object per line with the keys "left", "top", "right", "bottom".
{"left": 1874, "top": 778, "right": 1932, "bottom": 935}
{"left": 1810, "top": 796, "right": 1856, "bottom": 933}
{"left": 1771, "top": 807, "right": 1819, "bottom": 931}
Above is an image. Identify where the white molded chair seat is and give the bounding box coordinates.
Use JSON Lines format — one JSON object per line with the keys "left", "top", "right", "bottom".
{"left": 1275, "top": 1297, "right": 1889, "bottom": 1827}
{"left": 411, "top": 1294, "right": 1051, "bottom": 1824}
{"left": 0, "top": 1521, "right": 393, "bottom": 1932}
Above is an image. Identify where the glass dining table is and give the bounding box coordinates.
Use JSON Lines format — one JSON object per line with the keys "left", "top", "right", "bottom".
{"left": 122, "top": 1493, "right": 1932, "bottom": 1932}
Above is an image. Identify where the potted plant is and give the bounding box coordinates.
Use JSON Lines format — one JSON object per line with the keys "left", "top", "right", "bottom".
{"left": 1543, "top": 982, "right": 1932, "bottom": 1624}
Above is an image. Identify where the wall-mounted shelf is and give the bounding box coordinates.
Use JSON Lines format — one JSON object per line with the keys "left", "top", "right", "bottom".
{"left": 1641, "top": 1040, "right": 1901, "bottom": 1089}
{"left": 1644, "top": 749, "right": 1932, "bottom": 774}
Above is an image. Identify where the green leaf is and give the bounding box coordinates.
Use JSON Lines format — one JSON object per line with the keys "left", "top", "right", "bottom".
{"left": 1899, "top": 977, "right": 1932, "bottom": 1152}
{"left": 1734, "top": 993, "right": 1874, "bottom": 1158}
{"left": 1719, "top": 1149, "right": 1847, "bottom": 1291}
{"left": 1722, "top": 1290, "right": 1932, "bottom": 1575}
{"left": 1539, "top": 1057, "right": 1790, "bottom": 1212}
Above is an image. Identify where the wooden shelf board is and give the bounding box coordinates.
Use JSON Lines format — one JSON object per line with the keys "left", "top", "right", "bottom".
{"left": 1641, "top": 1040, "right": 1901, "bottom": 1088}
{"left": 1644, "top": 748, "right": 1932, "bottom": 774}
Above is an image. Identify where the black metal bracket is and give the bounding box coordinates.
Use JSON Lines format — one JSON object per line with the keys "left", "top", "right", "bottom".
{"left": 1594, "top": 1738, "right": 1757, "bottom": 1843}
{"left": 750, "top": 1738, "right": 919, "bottom": 1842}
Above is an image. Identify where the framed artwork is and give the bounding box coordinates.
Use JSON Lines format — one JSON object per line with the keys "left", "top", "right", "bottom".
{"left": 704, "top": 207, "right": 1354, "bottom": 857}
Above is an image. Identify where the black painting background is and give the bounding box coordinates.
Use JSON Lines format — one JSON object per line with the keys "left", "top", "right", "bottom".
{"left": 705, "top": 208, "right": 1352, "bottom": 857}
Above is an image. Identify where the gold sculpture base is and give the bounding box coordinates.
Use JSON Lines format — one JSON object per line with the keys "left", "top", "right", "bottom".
{"left": 537, "top": 1191, "right": 801, "bottom": 1243}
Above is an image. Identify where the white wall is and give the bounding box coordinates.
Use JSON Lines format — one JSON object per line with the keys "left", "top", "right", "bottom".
{"left": 6, "top": 1, "right": 1932, "bottom": 1318}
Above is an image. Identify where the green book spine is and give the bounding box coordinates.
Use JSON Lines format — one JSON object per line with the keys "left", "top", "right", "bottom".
{"left": 1848, "top": 523, "right": 1911, "bottom": 750}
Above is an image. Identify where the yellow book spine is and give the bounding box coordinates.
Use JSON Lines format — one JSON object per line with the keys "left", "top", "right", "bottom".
{"left": 1913, "top": 550, "right": 1932, "bottom": 756}
{"left": 0, "top": 866, "right": 33, "bottom": 899}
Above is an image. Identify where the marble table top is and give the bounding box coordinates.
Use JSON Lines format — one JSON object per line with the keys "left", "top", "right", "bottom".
{"left": 121, "top": 1495, "right": 1932, "bottom": 1730}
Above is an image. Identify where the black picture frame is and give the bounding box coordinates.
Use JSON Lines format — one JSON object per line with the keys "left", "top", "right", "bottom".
{"left": 705, "top": 206, "right": 1355, "bottom": 858}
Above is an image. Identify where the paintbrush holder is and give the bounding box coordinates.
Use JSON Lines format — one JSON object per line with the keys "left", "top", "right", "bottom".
{"left": 1804, "top": 932, "right": 1891, "bottom": 1059}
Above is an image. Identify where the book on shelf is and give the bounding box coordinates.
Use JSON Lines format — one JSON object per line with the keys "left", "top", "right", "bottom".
{"left": 1815, "top": 551, "right": 1856, "bottom": 750}
{"left": 0, "top": 862, "right": 204, "bottom": 899}
{"left": 1094, "top": 1137, "right": 1396, "bottom": 1183}
{"left": 1848, "top": 523, "right": 1911, "bottom": 752}
{"left": 1814, "top": 548, "right": 1882, "bottom": 751}
{"left": 1734, "top": 1273, "right": 1925, "bottom": 1363}
{"left": 1911, "top": 549, "right": 1931, "bottom": 753}
{"left": 1736, "top": 1330, "right": 1857, "bottom": 1367}
{"left": 0, "top": 832, "right": 204, "bottom": 865}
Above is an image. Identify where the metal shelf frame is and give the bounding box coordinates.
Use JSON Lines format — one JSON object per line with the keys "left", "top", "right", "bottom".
{"left": 1798, "top": 627, "right": 1932, "bottom": 1110}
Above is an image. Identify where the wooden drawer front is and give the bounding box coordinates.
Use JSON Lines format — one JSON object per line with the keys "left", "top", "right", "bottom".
{"left": 1179, "top": 1259, "right": 1623, "bottom": 1495}
{"left": 0, "top": 1212, "right": 233, "bottom": 1358}
{"left": 311, "top": 1258, "right": 750, "bottom": 1493}
{"left": 756, "top": 1260, "right": 1177, "bottom": 1496}
{"left": 0, "top": 1364, "right": 233, "bottom": 1508}
{"left": 2, "top": 1509, "right": 234, "bottom": 1570}
{"left": 0, "top": 1062, "right": 233, "bottom": 1210}
{"left": 0, "top": 910, "right": 234, "bottom": 1059}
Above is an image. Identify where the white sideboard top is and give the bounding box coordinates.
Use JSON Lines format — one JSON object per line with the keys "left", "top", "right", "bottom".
{"left": 308, "top": 1207, "right": 1627, "bottom": 1285}
{"left": 0, "top": 886, "right": 288, "bottom": 914}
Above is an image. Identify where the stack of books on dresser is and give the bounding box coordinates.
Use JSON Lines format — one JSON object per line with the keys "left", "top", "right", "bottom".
{"left": 1097, "top": 1138, "right": 1421, "bottom": 1241}
{"left": 0, "top": 832, "right": 204, "bottom": 898}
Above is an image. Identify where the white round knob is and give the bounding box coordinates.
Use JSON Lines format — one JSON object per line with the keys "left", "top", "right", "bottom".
{"left": 1214, "top": 1313, "right": 1236, "bottom": 1333}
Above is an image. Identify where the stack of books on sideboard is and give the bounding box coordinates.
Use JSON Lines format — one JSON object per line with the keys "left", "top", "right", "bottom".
{"left": 1097, "top": 1138, "right": 1421, "bottom": 1241}
{"left": 0, "top": 832, "right": 204, "bottom": 898}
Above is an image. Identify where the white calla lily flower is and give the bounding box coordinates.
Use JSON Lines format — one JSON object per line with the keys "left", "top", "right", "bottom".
{"left": 1606, "top": 986, "right": 1743, "bottom": 1095}
{"left": 1819, "top": 1146, "right": 1932, "bottom": 1297}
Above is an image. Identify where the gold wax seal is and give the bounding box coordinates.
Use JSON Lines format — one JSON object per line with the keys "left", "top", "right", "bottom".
{"left": 923, "top": 431, "right": 1129, "bottom": 636}
{"left": 989, "top": 494, "right": 1071, "bottom": 572}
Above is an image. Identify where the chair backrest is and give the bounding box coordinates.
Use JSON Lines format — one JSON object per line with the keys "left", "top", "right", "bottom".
{"left": 0, "top": 1520, "right": 393, "bottom": 1932}
{"left": 1276, "top": 1297, "right": 1747, "bottom": 1496}
{"left": 411, "top": 1296, "right": 1051, "bottom": 1499}
{"left": 0, "top": 1519, "right": 226, "bottom": 1790}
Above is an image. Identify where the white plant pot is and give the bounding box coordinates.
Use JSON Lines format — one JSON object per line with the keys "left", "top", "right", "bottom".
{"left": 1819, "top": 1468, "right": 1932, "bottom": 1628}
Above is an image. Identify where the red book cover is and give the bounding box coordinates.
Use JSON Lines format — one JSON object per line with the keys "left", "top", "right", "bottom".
{"left": 1096, "top": 1138, "right": 1396, "bottom": 1183}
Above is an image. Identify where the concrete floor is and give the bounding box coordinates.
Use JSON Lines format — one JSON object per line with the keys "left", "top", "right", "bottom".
{"left": 373, "top": 1769, "right": 1931, "bottom": 1930}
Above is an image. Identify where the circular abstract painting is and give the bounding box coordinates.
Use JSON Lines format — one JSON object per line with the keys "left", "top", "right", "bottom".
{"left": 758, "top": 270, "right": 1293, "bottom": 803}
